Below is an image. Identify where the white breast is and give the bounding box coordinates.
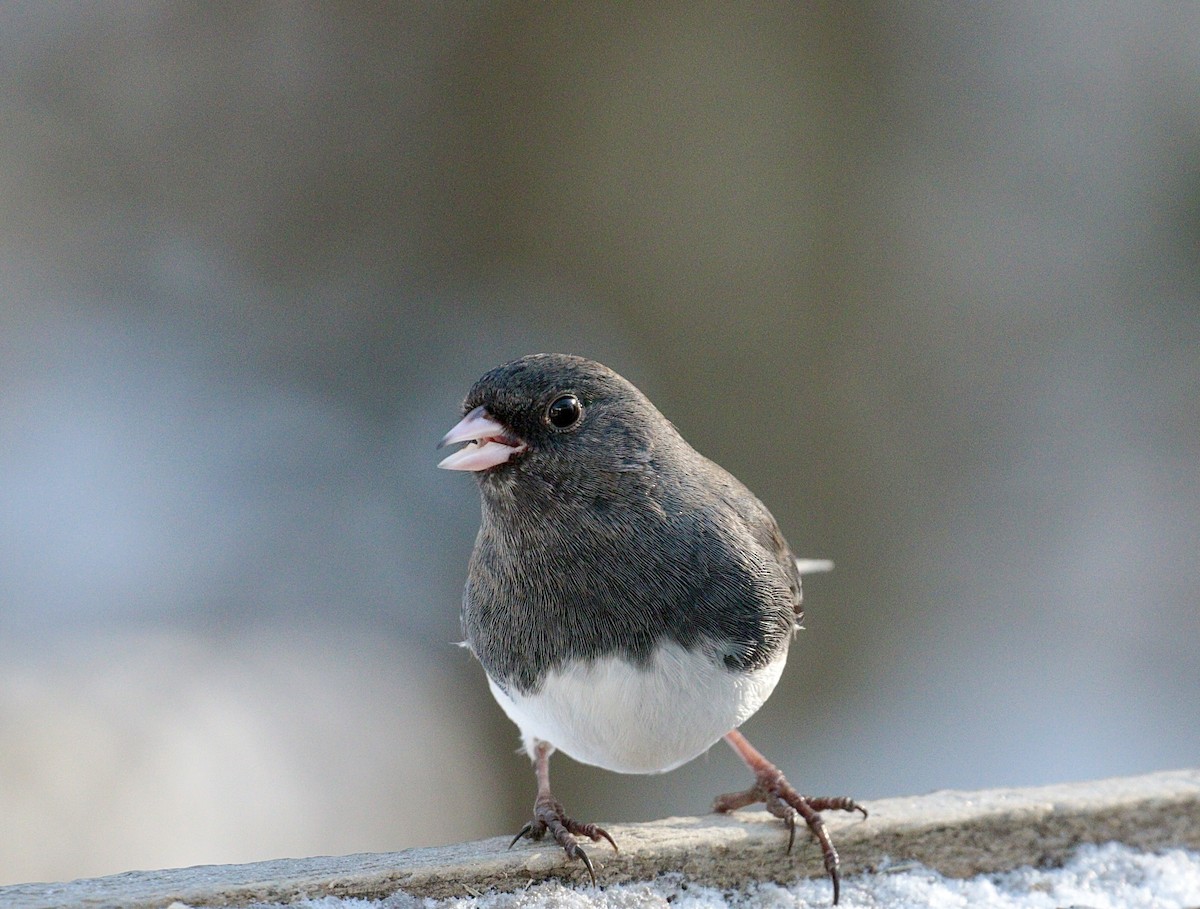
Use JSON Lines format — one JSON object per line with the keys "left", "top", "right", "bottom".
{"left": 488, "top": 643, "right": 787, "bottom": 774}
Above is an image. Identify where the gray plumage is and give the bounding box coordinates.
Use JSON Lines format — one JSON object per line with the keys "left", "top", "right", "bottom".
{"left": 457, "top": 353, "right": 801, "bottom": 695}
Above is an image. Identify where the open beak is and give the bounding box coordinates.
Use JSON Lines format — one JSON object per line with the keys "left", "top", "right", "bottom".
{"left": 437, "top": 405, "right": 528, "bottom": 471}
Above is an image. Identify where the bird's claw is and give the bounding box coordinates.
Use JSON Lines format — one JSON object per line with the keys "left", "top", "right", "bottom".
{"left": 508, "top": 796, "right": 617, "bottom": 886}
{"left": 570, "top": 842, "right": 597, "bottom": 886}
{"left": 508, "top": 822, "right": 535, "bottom": 850}
{"left": 714, "top": 772, "right": 865, "bottom": 905}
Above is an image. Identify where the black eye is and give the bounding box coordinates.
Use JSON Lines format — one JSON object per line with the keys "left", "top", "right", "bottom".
{"left": 546, "top": 393, "right": 583, "bottom": 429}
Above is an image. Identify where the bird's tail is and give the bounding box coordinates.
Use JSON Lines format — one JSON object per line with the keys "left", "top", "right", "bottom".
{"left": 794, "top": 558, "right": 834, "bottom": 575}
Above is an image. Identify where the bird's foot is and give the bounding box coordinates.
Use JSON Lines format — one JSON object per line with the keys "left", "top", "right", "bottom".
{"left": 714, "top": 769, "right": 866, "bottom": 905}
{"left": 508, "top": 794, "right": 618, "bottom": 885}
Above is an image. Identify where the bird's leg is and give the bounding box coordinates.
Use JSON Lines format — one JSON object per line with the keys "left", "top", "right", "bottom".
{"left": 715, "top": 729, "right": 866, "bottom": 905}
{"left": 508, "top": 739, "right": 617, "bottom": 884}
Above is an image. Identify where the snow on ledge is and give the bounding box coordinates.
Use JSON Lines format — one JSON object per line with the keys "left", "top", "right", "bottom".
{"left": 2, "top": 768, "right": 1198, "bottom": 909}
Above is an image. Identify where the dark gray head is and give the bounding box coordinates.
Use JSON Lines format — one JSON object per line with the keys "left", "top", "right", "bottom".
{"left": 438, "top": 353, "right": 677, "bottom": 502}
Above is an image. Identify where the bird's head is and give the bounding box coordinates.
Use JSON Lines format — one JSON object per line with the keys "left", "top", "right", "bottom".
{"left": 437, "top": 354, "right": 670, "bottom": 500}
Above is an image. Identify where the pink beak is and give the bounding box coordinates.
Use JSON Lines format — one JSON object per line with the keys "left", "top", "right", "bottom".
{"left": 437, "top": 406, "right": 528, "bottom": 471}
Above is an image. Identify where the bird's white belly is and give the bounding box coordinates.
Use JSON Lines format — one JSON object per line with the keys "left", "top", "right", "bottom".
{"left": 488, "top": 643, "right": 787, "bottom": 774}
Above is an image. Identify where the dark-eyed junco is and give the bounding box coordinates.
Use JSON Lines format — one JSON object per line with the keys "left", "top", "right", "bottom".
{"left": 438, "top": 354, "right": 864, "bottom": 903}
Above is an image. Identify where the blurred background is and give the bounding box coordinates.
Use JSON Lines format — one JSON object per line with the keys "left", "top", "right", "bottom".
{"left": 1, "top": 2, "right": 1198, "bottom": 886}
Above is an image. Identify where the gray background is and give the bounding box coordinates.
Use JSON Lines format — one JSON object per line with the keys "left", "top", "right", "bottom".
{"left": 2, "top": 3, "right": 1197, "bottom": 886}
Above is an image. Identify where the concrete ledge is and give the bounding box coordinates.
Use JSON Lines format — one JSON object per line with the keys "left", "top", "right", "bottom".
{"left": 3, "top": 768, "right": 1198, "bottom": 908}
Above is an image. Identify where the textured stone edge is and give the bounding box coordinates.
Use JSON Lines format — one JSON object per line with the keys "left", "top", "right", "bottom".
{"left": 3, "top": 768, "right": 1198, "bottom": 909}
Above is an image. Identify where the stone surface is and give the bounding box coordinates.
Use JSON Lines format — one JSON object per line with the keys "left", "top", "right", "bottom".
{"left": 2, "top": 768, "right": 1197, "bottom": 909}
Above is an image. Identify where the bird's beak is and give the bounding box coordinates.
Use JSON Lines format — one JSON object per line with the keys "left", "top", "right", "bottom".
{"left": 437, "top": 405, "right": 528, "bottom": 471}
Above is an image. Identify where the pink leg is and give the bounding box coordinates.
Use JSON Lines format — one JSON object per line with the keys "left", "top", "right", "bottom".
{"left": 509, "top": 739, "right": 618, "bottom": 885}
{"left": 716, "top": 730, "right": 866, "bottom": 905}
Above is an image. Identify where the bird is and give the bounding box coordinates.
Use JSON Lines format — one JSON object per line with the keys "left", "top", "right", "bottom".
{"left": 437, "top": 353, "right": 864, "bottom": 904}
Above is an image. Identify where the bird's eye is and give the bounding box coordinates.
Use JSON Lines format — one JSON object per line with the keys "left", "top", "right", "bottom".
{"left": 545, "top": 393, "right": 583, "bottom": 429}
